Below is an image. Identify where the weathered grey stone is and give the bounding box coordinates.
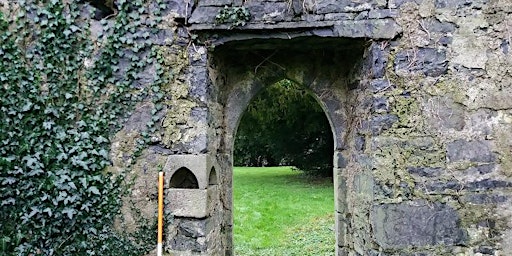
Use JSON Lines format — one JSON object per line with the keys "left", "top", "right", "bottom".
{"left": 425, "top": 180, "right": 463, "bottom": 193}
{"left": 316, "top": 0, "right": 374, "bottom": 14}
{"left": 426, "top": 96, "right": 466, "bottom": 131}
{"left": 467, "top": 179, "right": 512, "bottom": 191}
{"left": 501, "top": 39, "right": 509, "bottom": 54}
{"left": 170, "top": 233, "right": 207, "bottom": 252}
{"left": 368, "top": 9, "right": 398, "bottom": 19}
{"left": 324, "top": 12, "right": 356, "bottom": 20}
{"left": 354, "top": 173, "right": 374, "bottom": 200}
{"left": 463, "top": 164, "right": 495, "bottom": 175}
{"left": 123, "top": 103, "right": 154, "bottom": 132}
{"left": 179, "top": 218, "right": 207, "bottom": 238}
{"left": 291, "top": 0, "right": 303, "bottom": 15}
{"left": 168, "top": 188, "right": 209, "bottom": 218}
{"left": 165, "top": 154, "right": 218, "bottom": 189}
{"left": 198, "top": 0, "right": 232, "bottom": 7}
{"left": 168, "top": 186, "right": 219, "bottom": 218}
{"left": 334, "top": 151, "right": 348, "bottom": 168}
{"left": 354, "top": 11, "right": 369, "bottom": 20}
{"left": 247, "top": 1, "right": 288, "bottom": 22}
{"left": 370, "top": 79, "right": 393, "bottom": 92}
{"left": 476, "top": 246, "right": 496, "bottom": 255}
{"left": 189, "top": 67, "right": 209, "bottom": 103}
{"left": 369, "top": 114, "right": 399, "bottom": 135}
{"left": 394, "top": 48, "right": 447, "bottom": 77}
{"left": 372, "top": 201, "right": 466, "bottom": 249}
{"left": 435, "top": 0, "right": 488, "bottom": 9}
{"left": 407, "top": 166, "right": 443, "bottom": 177}
{"left": 372, "top": 97, "right": 389, "bottom": 113}
{"left": 335, "top": 212, "right": 348, "bottom": 246}
{"left": 189, "top": 6, "right": 220, "bottom": 24}
{"left": 463, "top": 193, "right": 508, "bottom": 204}
{"left": 368, "top": 42, "right": 389, "bottom": 78}
{"left": 420, "top": 18, "right": 456, "bottom": 33}
{"left": 334, "top": 19, "right": 402, "bottom": 39}
{"left": 156, "top": 0, "right": 195, "bottom": 18}
{"left": 446, "top": 140, "right": 496, "bottom": 163}
{"left": 355, "top": 136, "right": 365, "bottom": 151}
{"left": 388, "top": 0, "right": 423, "bottom": 8}
{"left": 334, "top": 169, "right": 348, "bottom": 213}
{"left": 438, "top": 36, "right": 452, "bottom": 46}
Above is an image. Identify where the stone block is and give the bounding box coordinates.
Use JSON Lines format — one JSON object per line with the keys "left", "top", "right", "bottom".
{"left": 168, "top": 185, "right": 219, "bottom": 218}
{"left": 353, "top": 173, "right": 374, "bottom": 201}
{"left": 334, "top": 151, "right": 348, "bottom": 168}
{"left": 165, "top": 154, "right": 219, "bottom": 189}
{"left": 315, "top": 0, "right": 374, "bottom": 14}
{"left": 407, "top": 166, "right": 443, "bottom": 177}
{"left": 370, "top": 79, "right": 393, "bottom": 92}
{"left": 368, "top": 42, "right": 389, "bottom": 79}
{"left": 334, "top": 19, "right": 402, "bottom": 39}
{"left": 462, "top": 193, "right": 508, "bottom": 205}
{"left": 394, "top": 48, "right": 447, "bottom": 77}
{"left": 420, "top": 18, "right": 456, "bottom": 33}
{"left": 372, "top": 96, "right": 389, "bottom": 113}
{"left": 371, "top": 201, "right": 466, "bottom": 249}
{"left": 368, "top": 9, "right": 398, "bottom": 19}
{"left": 426, "top": 96, "right": 466, "bottom": 131}
{"left": 189, "top": 6, "right": 220, "bottom": 24}
{"left": 198, "top": 0, "right": 233, "bottom": 7}
{"left": 466, "top": 179, "right": 512, "bottom": 192}
{"left": 324, "top": 12, "right": 356, "bottom": 21}
{"left": 424, "top": 180, "right": 463, "bottom": 193}
{"left": 335, "top": 212, "right": 348, "bottom": 247}
{"left": 334, "top": 169, "right": 347, "bottom": 213}
{"left": 367, "top": 114, "right": 398, "bottom": 135}
{"left": 156, "top": 0, "right": 194, "bottom": 19}
{"left": 446, "top": 140, "right": 496, "bottom": 163}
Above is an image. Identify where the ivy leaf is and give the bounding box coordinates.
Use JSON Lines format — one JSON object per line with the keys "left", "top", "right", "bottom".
{"left": 43, "top": 207, "right": 52, "bottom": 217}
{"left": 1, "top": 198, "right": 15, "bottom": 206}
{"left": 62, "top": 208, "right": 75, "bottom": 219}
{"left": 43, "top": 120, "right": 54, "bottom": 130}
{"left": 87, "top": 186, "right": 100, "bottom": 195}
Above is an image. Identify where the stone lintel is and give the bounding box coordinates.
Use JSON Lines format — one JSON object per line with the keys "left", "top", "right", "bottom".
{"left": 190, "top": 19, "right": 401, "bottom": 39}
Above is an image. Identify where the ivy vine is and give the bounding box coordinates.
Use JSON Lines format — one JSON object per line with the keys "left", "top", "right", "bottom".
{"left": 215, "top": 6, "right": 251, "bottom": 27}
{"left": 0, "top": 0, "right": 171, "bottom": 255}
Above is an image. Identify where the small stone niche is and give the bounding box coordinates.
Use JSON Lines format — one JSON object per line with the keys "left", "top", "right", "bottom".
{"left": 166, "top": 154, "right": 220, "bottom": 218}
{"left": 170, "top": 167, "right": 199, "bottom": 189}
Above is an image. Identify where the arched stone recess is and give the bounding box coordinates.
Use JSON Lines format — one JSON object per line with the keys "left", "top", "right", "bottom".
{"left": 210, "top": 37, "right": 369, "bottom": 255}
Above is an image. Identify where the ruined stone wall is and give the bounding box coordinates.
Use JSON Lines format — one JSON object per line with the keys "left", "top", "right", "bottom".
{"left": 101, "top": 0, "right": 512, "bottom": 255}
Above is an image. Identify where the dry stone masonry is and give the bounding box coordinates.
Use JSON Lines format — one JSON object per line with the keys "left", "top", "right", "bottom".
{"left": 99, "top": 0, "right": 512, "bottom": 255}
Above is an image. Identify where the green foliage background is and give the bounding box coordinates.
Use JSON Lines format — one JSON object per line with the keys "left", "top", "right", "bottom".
{"left": 0, "top": 1, "right": 169, "bottom": 254}
{"left": 234, "top": 80, "right": 333, "bottom": 177}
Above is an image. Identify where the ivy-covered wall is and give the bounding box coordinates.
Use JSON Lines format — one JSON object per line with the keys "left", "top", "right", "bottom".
{"left": 0, "top": 0, "right": 189, "bottom": 254}
{"left": 1, "top": 0, "right": 511, "bottom": 255}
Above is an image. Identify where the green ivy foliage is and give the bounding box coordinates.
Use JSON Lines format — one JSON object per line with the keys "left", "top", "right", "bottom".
{"left": 215, "top": 6, "right": 251, "bottom": 27}
{"left": 0, "top": 0, "right": 168, "bottom": 254}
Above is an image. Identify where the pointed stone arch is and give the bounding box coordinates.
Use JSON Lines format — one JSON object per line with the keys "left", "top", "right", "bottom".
{"left": 210, "top": 37, "right": 368, "bottom": 254}
{"left": 170, "top": 167, "right": 199, "bottom": 189}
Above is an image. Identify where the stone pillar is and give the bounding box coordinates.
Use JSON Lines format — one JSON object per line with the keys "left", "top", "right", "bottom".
{"left": 164, "top": 154, "right": 224, "bottom": 255}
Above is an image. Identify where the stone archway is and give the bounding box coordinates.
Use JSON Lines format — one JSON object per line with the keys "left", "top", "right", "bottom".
{"left": 211, "top": 37, "right": 368, "bottom": 255}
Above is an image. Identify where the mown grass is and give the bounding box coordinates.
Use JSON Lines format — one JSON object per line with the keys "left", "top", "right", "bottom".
{"left": 233, "top": 166, "right": 335, "bottom": 255}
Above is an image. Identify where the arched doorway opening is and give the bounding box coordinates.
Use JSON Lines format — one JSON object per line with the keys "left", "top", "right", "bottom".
{"left": 210, "top": 37, "right": 367, "bottom": 255}
{"left": 232, "top": 78, "right": 335, "bottom": 254}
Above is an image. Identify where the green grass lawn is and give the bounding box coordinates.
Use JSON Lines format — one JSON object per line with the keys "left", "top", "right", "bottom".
{"left": 233, "top": 166, "right": 335, "bottom": 255}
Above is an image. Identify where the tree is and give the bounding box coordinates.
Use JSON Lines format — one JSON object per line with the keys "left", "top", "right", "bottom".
{"left": 234, "top": 79, "right": 333, "bottom": 177}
